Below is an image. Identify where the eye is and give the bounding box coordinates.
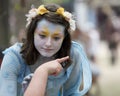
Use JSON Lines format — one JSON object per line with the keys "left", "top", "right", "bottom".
{"left": 54, "top": 37, "right": 61, "bottom": 41}
{"left": 39, "top": 34, "right": 46, "bottom": 39}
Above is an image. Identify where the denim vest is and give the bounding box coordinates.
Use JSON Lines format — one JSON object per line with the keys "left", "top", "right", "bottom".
{"left": 0, "top": 41, "right": 92, "bottom": 96}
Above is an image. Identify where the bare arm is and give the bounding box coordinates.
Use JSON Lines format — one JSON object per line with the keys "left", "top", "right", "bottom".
{"left": 24, "top": 56, "right": 69, "bottom": 96}
{"left": 24, "top": 67, "right": 48, "bottom": 96}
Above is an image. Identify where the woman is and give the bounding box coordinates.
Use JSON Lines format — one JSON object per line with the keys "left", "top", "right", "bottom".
{"left": 0, "top": 4, "right": 92, "bottom": 96}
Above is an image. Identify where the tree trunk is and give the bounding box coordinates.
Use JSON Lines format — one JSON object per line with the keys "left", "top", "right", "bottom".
{"left": 0, "top": 0, "right": 10, "bottom": 49}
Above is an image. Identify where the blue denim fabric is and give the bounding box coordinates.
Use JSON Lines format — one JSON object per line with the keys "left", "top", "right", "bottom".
{"left": 0, "top": 41, "right": 92, "bottom": 96}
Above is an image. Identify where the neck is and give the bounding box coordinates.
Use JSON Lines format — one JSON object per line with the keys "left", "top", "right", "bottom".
{"left": 39, "top": 55, "right": 55, "bottom": 63}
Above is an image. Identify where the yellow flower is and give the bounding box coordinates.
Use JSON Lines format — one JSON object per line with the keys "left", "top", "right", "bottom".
{"left": 37, "top": 5, "right": 49, "bottom": 15}
{"left": 56, "top": 7, "right": 64, "bottom": 16}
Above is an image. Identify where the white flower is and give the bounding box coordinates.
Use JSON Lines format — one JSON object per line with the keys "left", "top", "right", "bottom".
{"left": 64, "top": 12, "right": 72, "bottom": 19}
{"left": 25, "top": 8, "right": 38, "bottom": 27}
{"left": 69, "top": 19, "right": 76, "bottom": 32}
{"left": 64, "top": 11, "right": 76, "bottom": 32}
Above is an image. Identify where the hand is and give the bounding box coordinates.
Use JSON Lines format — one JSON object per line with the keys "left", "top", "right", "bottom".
{"left": 37, "top": 56, "right": 69, "bottom": 76}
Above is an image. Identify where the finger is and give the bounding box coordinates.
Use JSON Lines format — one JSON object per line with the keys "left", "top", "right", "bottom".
{"left": 57, "top": 56, "right": 69, "bottom": 63}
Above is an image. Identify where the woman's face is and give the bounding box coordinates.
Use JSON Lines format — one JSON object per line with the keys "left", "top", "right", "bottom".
{"left": 34, "top": 19, "right": 65, "bottom": 57}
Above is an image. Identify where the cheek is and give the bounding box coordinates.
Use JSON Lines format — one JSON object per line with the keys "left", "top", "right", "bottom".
{"left": 54, "top": 39, "right": 64, "bottom": 49}
{"left": 34, "top": 35, "right": 43, "bottom": 46}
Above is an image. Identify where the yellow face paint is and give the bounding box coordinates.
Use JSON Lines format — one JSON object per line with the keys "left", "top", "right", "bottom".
{"left": 41, "top": 26, "right": 50, "bottom": 37}
{"left": 38, "top": 26, "right": 64, "bottom": 39}
{"left": 51, "top": 29, "right": 64, "bottom": 39}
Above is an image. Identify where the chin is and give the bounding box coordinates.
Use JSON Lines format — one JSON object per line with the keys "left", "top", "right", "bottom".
{"left": 41, "top": 54, "right": 54, "bottom": 57}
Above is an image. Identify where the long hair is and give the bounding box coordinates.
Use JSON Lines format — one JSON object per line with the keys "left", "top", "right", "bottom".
{"left": 20, "top": 4, "right": 72, "bottom": 69}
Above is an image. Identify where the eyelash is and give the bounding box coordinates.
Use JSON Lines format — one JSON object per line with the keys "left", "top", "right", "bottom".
{"left": 54, "top": 37, "right": 61, "bottom": 41}
{"left": 39, "top": 34, "right": 61, "bottom": 40}
{"left": 39, "top": 34, "right": 46, "bottom": 38}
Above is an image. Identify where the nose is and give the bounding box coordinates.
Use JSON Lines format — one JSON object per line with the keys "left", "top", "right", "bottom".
{"left": 45, "top": 37, "right": 52, "bottom": 47}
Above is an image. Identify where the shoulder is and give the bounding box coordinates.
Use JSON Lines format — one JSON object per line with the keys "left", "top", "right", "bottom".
{"left": 3, "top": 42, "right": 22, "bottom": 55}
{"left": 70, "top": 41, "right": 85, "bottom": 57}
{"left": 71, "top": 41, "right": 84, "bottom": 50}
{"left": 2, "top": 43, "right": 24, "bottom": 64}
{"left": 1, "top": 43, "right": 29, "bottom": 83}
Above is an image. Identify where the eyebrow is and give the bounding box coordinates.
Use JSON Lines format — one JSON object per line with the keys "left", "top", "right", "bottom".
{"left": 38, "top": 27, "right": 64, "bottom": 36}
{"left": 52, "top": 28, "right": 64, "bottom": 35}
{"left": 40, "top": 29, "right": 49, "bottom": 36}
{"left": 52, "top": 33, "right": 64, "bottom": 38}
{"left": 53, "top": 32, "right": 61, "bottom": 35}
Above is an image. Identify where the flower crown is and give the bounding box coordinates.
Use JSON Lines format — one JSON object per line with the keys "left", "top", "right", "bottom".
{"left": 26, "top": 5, "right": 76, "bottom": 32}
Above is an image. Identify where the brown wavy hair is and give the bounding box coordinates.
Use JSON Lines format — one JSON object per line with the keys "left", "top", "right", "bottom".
{"left": 20, "top": 4, "right": 72, "bottom": 69}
